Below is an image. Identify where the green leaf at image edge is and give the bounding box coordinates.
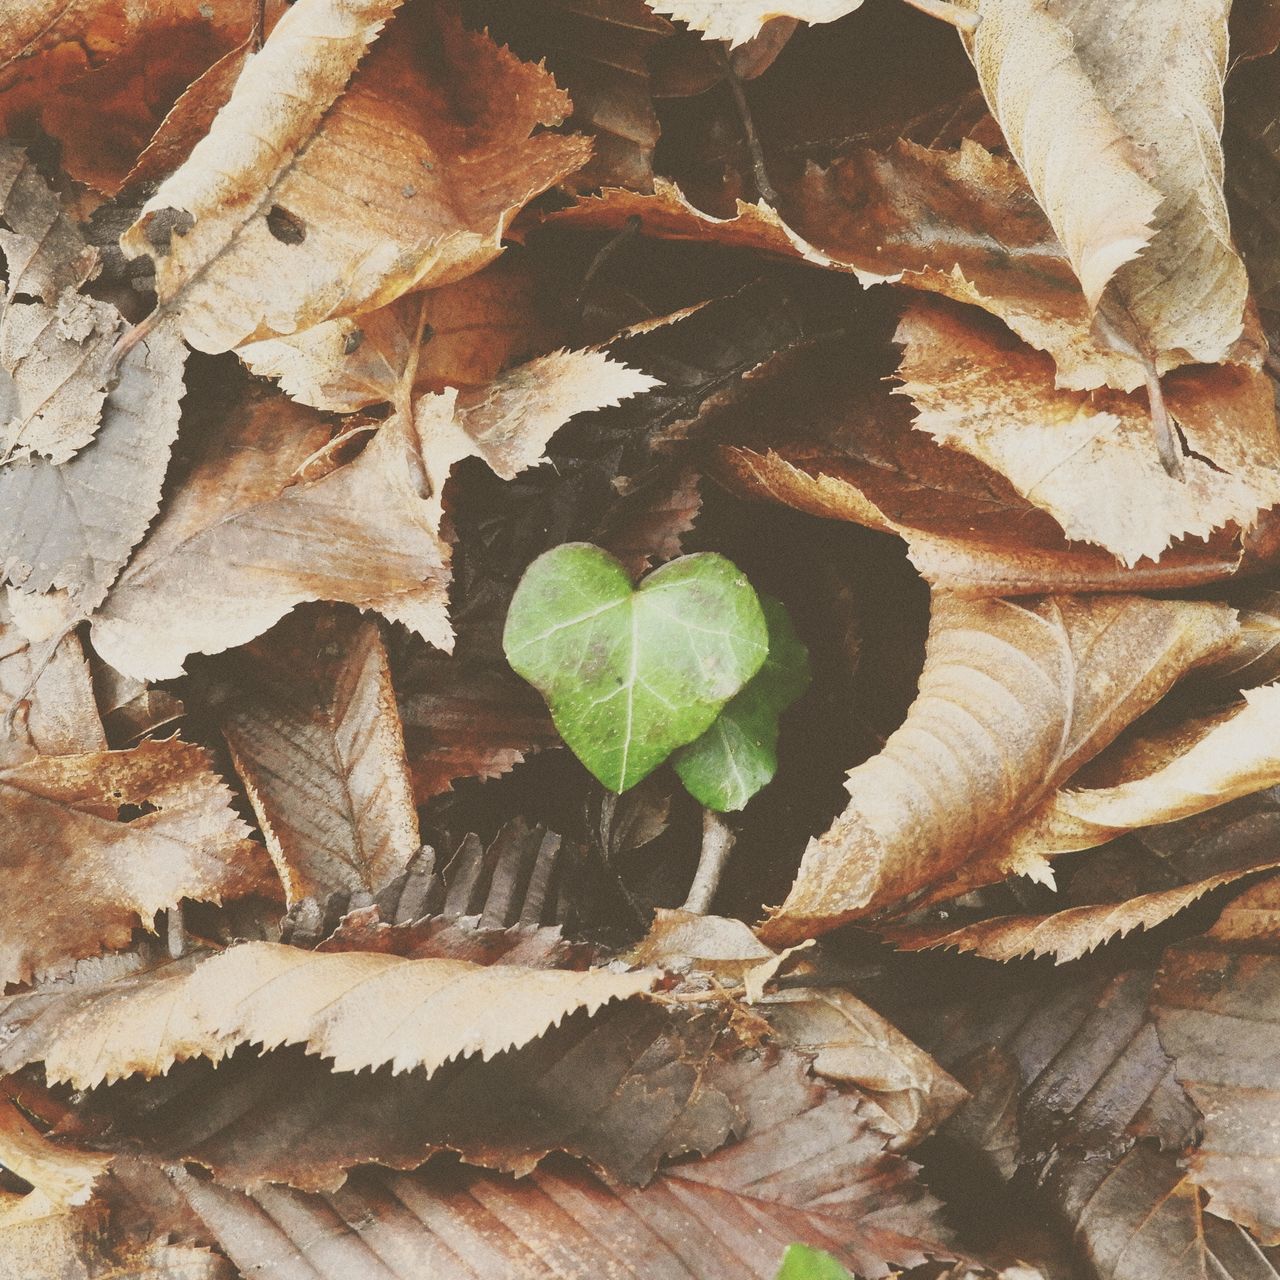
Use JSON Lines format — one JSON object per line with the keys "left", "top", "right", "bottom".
{"left": 773, "top": 1243, "right": 856, "bottom": 1280}
{"left": 503, "top": 543, "right": 768, "bottom": 793}
{"left": 672, "top": 594, "right": 811, "bottom": 812}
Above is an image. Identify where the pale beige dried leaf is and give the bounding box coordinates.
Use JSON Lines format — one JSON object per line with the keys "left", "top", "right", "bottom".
{"left": 89, "top": 387, "right": 452, "bottom": 681}
{"left": 0, "top": 1100, "right": 109, "bottom": 1209}
{"left": 964, "top": 0, "right": 1160, "bottom": 310}
{"left": 216, "top": 610, "right": 421, "bottom": 904}
{"left": 413, "top": 348, "right": 658, "bottom": 525}
{"left": 998, "top": 685, "right": 1280, "bottom": 864}
{"left": 0, "top": 144, "right": 97, "bottom": 304}
{"left": 966, "top": 0, "right": 1246, "bottom": 375}
{"left": 123, "top": 1, "right": 590, "bottom": 352}
{"left": 643, "top": 0, "right": 862, "bottom": 47}
{"left": 0, "top": 316, "right": 188, "bottom": 604}
{"left": 760, "top": 594, "right": 1238, "bottom": 943}
{"left": 1195, "top": 586, "right": 1280, "bottom": 689}
{"left": 0, "top": 941, "right": 657, "bottom": 1089}
{"left": 0, "top": 589, "right": 105, "bottom": 768}
{"left": 0, "top": 738, "right": 269, "bottom": 986}
{"left": 0, "top": 292, "right": 120, "bottom": 465}
{"left": 759, "top": 988, "right": 968, "bottom": 1148}
{"left": 626, "top": 907, "right": 775, "bottom": 979}
{"left": 237, "top": 258, "right": 553, "bottom": 412}
{"left": 896, "top": 302, "right": 1280, "bottom": 566}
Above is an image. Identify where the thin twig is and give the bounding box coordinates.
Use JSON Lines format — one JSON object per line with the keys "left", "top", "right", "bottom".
{"left": 1142, "top": 358, "right": 1185, "bottom": 480}
{"left": 166, "top": 903, "right": 188, "bottom": 959}
{"left": 251, "top": 0, "right": 268, "bottom": 51}
{"left": 719, "top": 47, "right": 778, "bottom": 206}
{"left": 573, "top": 214, "right": 642, "bottom": 342}
{"left": 681, "top": 809, "right": 736, "bottom": 914}
{"left": 108, "top": 310, "right": 159, "bottom": 372}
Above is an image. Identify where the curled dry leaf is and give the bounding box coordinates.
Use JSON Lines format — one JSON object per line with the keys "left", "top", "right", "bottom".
{"left": 123, "top": 0, "right": 590, "bottom": 352}
{"left": 995, "top": 685, "right": 1280, "bottom": 865}
{"left": 210, "top": 608, "right": 421, "bottom": 906}
{"left": 964, "top": 0, "right": 1248, "bottom": 381}
{"left": 0, "top": 737, "right": 268, "bottom": 986}
{"left": 0, "top": 940, "right": 657, "bottom": 1088}
{"left": 760, "top": 593, "right": 1238, "bottom": 943}
{"left": 0, "top": 317, "right": 188, "bottom": 605}
{"left": 895, "top": 301, "right": 1280, "bottom": 567}
{"left": 0, "top": 1099, "right": 110, "bottom": 1210}
{"left": 160, "top": 1052, "right": 950, "bottom": 1280}
{"left": 237, "top": 257, "right": 554, "bottom": 413}
{"left": 413, "top": 348, "right": 659, "bottom": 527}
{"left": 87, "top": 380, "right": 451, "bottom": 681}
{"left": 885, "top": 785, "right": 1280, "bottom": 961}
{"left": 1152, "top": 873, "right": 1280, "bottom": 1245}
{"left": 643, "top": 0, "right": 863, "bottom": 47}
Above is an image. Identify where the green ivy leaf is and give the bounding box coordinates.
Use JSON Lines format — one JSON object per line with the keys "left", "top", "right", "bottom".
{"left": 672, "top": 595, "right": 810, "bottom": 812}
{"left": 773, "top": 1244, "right": 856, "bottom": 1280}
{"left": 503, "top": 543, "right": 768, "bottom": 792}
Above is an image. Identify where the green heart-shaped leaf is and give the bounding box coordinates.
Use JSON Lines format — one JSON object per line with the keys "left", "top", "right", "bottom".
{"left": 672, "top": 595, "right": 811, "bottom": 812}
{"left": 503, "top": 544, "right": 768, "bottom": 792}
{"left": 773, "top": 1244, "right": 855, "bottom": 1280}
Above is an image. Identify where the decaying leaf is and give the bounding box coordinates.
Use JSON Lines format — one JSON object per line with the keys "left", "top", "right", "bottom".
{"left": 761, "top": 593, "right": 1238, "bottom": 943}
{"left": 0, "top": 737, "right": 268, "bottom": 986}
{"left": 964, "top": 0, "right": 1248, "bottom": 382}
{"left": 210, "top": 607, "right": 421, "bottom": 905}
{"left": 123, "top": 1, "right": 590, "bottom": 352}
{"left": 0, "top": 940, "right": 657, "bottom": 1088}
{"left": 0, "top": 1099, "right": 109, "bottom": 1209}
{"left": 87, "top": 379, "right": 452, "bottom": 680}
{"left": 1152, "top": 873, "right": 1280, "bottom": 1244}
{"left": 895, "top": 301, "right": 1280, "bottom": 565}
{"left": 160, "top": 1051, "right": 951, "bottom": 1280}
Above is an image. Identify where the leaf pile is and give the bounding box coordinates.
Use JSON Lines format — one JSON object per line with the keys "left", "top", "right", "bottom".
{"left": 3, "top": 1, "right": 1280, "bottom": 1277}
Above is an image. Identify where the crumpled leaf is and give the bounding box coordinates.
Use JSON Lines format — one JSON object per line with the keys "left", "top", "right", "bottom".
{"left": 0, "top": 940, "right": 657, "bottom": 1088}
{"left": 1152, "top": 873, "right": 1280, "bottom": 1244}
{"left": 123, "top": 0, "right": 590, "bottom": 352}
{"left": 0, "top": 143, "right": 97, "bottom": 304}
{"left": 209, "top": 607, "right": 422, "bottom": 905}
{"left": 88, "top": 378, "right": 452, "bottom": 681}
{"left": 0, "top": 291, "right": 120, "bottom": 465}
{"left": 894, "top": 301, "right": 1280, "bottom": 567}
{"left": 160, "top": 1053, "right": 951, "bottom": 1280}
{"left": 0, "top": 1098, "right": 110, "bottom": 1209}
{"left": 414, "top": 348, "right": 658, "bottom": 526}
{"left": 884, "top": 785, "right": 1280, "bottom": 961}
{"left": 644, "top": 0, "right": 863, "bottom": 48}
{"left": 504, "top": 545, "right": 768, "bottom": 792}
{"left": 760, "top": 593, "right": 1238, "bottom": 943}
{"left": 963, "top": 0, "right": 1248, "bottom": 381}
{"left": 237, "top": 257, "right": 555, "bottom": 412}
{"left": 0, "top": 316, "right": 188, "bottom": 604}
{"left": 0, "top": 737, "right": 268, "bottom": 986}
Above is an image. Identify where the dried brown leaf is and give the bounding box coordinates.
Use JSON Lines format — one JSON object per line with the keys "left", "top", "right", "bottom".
{"left": 123, "top": 1, "right": 590, "bottom": 352}
{"left": 88, "top": 380, "right": 451, "bottom": 681}
{"left": 0, "top": 940, "right": 657, "bottom": 1088}
{"left": 159, "top": 1052, "right": 950, "bottom": 1279}
{"left": 0, "top": 737, "right": 268, "bottom": 986}
{"left": 1152, "top": 873, "right": 1280, "bottom": 1244}
{"left": 211, "top": 607, "right": 421, "bottom": 905}
{"left": 896, "top": 301, "right": 1280, "bottom": 565}
{"left": 761, "top": 594, "right": 1238, "bottom": 943}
